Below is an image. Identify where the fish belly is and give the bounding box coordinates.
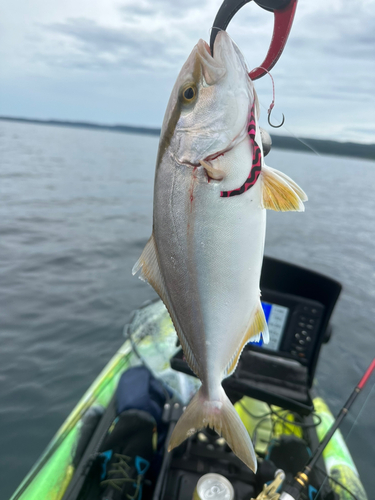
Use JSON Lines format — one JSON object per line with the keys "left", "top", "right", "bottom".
{"left": 154, "top": 142, "right": 265, "bottom": 397}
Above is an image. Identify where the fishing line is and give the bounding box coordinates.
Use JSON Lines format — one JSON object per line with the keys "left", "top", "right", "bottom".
{"left": 209, "top": 26, "right": 225, "bottom": 36}
{"left": 251, "top": 66, "right": 322, "bottom": 155}
{"left": 279, "top": 123, "right": 322, "bottom": 157}
{"left": 345, "top": 379, "right": 375, "bottom": 443}
{"left": 314, "top": 465, "right": 359, "bottom": 500}
{"left": 210, "top": 28, "right": 321, "bottom": 154}
{"left": 313, "top": 380, "right": 375, "bottom": 500}
{"left": 257, "top": 97, "right": 322, "bottom": 157}
{"left": 252, "top": 67, "right": 284, "bottom": 128}
{"left": 314, "top": 462, "right": 349, "bottom": 500}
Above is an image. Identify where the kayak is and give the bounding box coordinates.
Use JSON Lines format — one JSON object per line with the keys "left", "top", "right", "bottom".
{"left": 9, "top": 257, "right": 368, "bottom": 500}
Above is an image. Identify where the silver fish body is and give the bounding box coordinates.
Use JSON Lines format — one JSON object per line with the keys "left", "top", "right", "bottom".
{"left": 133, "top": 32, "right": 307, "bottom": 471}
{"left": 154, "top": 138, "right": 265, "bottom": 393}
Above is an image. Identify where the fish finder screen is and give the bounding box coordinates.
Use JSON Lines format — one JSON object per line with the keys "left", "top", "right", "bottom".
{"left": 252, "top": 302, "right": 289, "bottom": 351}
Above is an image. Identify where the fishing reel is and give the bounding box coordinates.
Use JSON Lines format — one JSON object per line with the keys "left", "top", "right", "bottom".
{"left": 251, "top": 470, "right": 285, "bottom": 500}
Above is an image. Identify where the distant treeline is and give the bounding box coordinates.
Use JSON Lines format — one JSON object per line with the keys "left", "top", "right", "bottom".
{"left": 1, "top": 115, "right": 374, "bottom": 161}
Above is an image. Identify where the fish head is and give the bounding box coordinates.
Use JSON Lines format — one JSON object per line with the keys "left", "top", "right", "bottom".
{"left": 159, "top": 31, "right": 255, "bottom": 166}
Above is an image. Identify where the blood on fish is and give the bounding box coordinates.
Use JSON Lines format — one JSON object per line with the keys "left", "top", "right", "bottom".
{"left": 205, "top": 169, "right": 212, "bottom": 183}
{"left": 189, "top": 167, "right": 198, "bottom": 210}
{"left": 207, "top": 151, "right": 225, "bottom": 162}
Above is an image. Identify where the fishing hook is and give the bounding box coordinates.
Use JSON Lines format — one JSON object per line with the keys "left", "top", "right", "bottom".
{"left": 268, "top": 104, "right": 285, "bottom": 128}
{"left": 254, "top": 66, "right": 286, "bottom": 128}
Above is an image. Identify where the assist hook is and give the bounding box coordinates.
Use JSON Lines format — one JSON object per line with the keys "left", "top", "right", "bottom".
{"left": 253, "top": 66, "right": 285, "bottom": 128}
{"left": 210, "top": 0, "right": 298, "bottom": 81}
{"left": 268, "top": 104, "right": 285, "bottom": 128}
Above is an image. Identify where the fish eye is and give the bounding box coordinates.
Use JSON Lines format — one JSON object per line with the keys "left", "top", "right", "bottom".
{"left": 181, "top": 85, "right": 197, "bottom": 103}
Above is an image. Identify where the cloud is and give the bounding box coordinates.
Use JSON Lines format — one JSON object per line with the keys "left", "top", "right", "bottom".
{"left": 35, "top": 0, "right": 217, "bottom": 73}
{"left": 33, "top": 0, "right": 375, "bottom": 80}
{"left": 119, "top": 0, "right": 204, "bottom": 19}
{"left": 40, "top": 18, "right": 177, "bottom": 71}
{"left": 290, "top": 2, "right": 375, "bottom": 61}
{"left": 1, "top": 0, "right": 374, "bottom": 142}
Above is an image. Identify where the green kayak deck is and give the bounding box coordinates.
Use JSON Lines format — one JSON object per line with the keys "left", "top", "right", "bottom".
{"left": 10, "top": 300, "right": 368, "bottom": 500}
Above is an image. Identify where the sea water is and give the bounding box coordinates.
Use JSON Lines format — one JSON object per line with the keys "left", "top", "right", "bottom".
{"left": 0, "top": 120, "right": 374, "bottom": 497}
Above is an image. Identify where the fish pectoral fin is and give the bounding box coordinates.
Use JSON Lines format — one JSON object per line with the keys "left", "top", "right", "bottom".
{"left": 168, "top": 385, "right": 257, "bottom": 472}
{"left": 199, "top": 160, "right": 226, "bottom": 181}
{"left": 261, "top": 164, "right": 307, "bottom": 212}
{"left": 132, "top": 234, "right": 168, "bottom": 303}
{"left": 224, "top": 301, "right": 269, "bottom": 377}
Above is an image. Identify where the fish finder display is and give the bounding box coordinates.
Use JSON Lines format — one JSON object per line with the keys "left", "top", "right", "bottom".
{"left": 252, "top": 302, "right": 289, "bottom": 350}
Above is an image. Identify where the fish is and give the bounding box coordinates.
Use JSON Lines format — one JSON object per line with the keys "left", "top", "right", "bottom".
{"left": 133, "top": 31, "right": 307, "bottom": 472}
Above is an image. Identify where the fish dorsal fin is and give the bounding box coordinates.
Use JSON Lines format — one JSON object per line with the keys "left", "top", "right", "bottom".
{"left": 224, "top": 301, "right": 269, "bottom": 378}
{"left": 132, "top": 235, "right": 201, "bottom": 378}
{"left": 261, "top": 164, "right": 307, "bottom": 212}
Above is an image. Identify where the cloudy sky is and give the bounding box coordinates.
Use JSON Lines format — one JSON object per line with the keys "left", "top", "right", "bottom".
{"left": 1, "top": 0, "right": 374, "bottom": 143}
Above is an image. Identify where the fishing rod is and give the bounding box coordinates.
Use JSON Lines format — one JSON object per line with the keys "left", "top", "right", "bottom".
{"left": 279, "top": 358, "right": 375, "bottom": 500}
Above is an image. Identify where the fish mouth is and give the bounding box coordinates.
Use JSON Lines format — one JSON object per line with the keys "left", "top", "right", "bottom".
{"left": 196, "top": 39, "right": 226, "bottom": 85}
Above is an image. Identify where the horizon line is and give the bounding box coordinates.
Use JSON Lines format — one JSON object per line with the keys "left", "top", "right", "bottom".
{"left": 1, "top": 115, "right": 374, "bottom": 161}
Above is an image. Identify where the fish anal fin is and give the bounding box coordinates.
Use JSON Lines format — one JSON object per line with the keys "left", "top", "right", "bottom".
{"left": 132, "top": 234, "right": 168, "bottom": 304}
{"left": 225, "top": 302, "right": 269, "bottom": 377}
{"left": 132, "top": 235, "right": 201, "bottom": 379}
{"left": 261, "top": 164, "right": 306, "bottom": 212}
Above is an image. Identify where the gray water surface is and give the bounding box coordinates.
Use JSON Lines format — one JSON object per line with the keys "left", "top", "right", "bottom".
{"left": 1, "top": 120, "right": 374, "bottom": 497}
